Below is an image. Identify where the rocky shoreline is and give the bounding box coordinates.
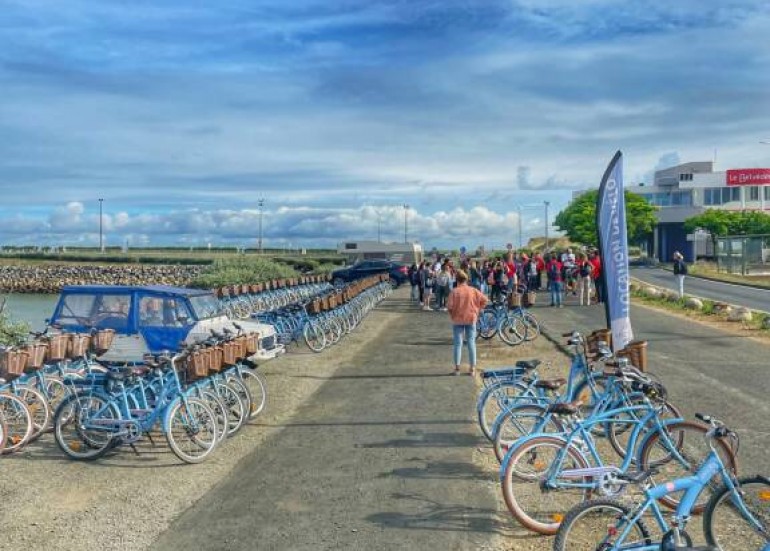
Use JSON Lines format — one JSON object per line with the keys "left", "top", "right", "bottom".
{"left": 0, "top": 264, "right": 205, "bottom": 293}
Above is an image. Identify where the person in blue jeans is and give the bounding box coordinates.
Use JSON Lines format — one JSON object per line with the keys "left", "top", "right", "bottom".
{"left": 546, "top": 256, "right": 564, "bottom": 308}
{"left": 446, "top": 270, "right": 488, "bottom": 376}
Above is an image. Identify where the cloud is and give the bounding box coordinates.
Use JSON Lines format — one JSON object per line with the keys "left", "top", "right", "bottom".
{"left": 0, "top": 202, "right": 562, "bottom": 249}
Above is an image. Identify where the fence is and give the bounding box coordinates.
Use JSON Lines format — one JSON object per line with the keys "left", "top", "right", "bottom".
{"left": 716, "top": 234, "right": 770, "bottom": 275}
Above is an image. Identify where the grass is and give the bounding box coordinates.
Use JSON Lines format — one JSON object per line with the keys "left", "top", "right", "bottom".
{"left": 686, "top": 261, "right": 770, "bottom": 289}
{"left": 629, "top": 283, "right": 769, "bottom": 333}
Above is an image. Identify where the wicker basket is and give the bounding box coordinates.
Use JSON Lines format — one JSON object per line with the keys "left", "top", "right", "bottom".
{"left": 1, "top": 349, "right": 30, "bottom": 378}
{"left": 616, "top": 340, "right": 648, "bottom": 372}
{"left": 222, "top": 341, "right": 239, "bottom": 366}
{"left": 308, "top": 300, "right": 321, "bottom": 315}
{"left": 68, "top": 334, "right": 91, "bottom": 358}
{"left": 93, "top": 329, "right": 115, "bottom": 354}
{"left": 46, "top": 334, "right": 69, "bottom": 362}
{"left": 507, "top": 293, "right": 522, "bottom": 308}
{"left": 245, "top": 333, "right": 259, "bottom": 354}
{"left": 586, "top": 329, "right": 613, "bottom": 355}
{"left": 208, "top": 346, "right": 224, "bottom": 373}
{"left": 186, "top": 350, "right": 209, "bottom": 380}
{"left": 24, "top": 343, "right": 48, "bottom": 371}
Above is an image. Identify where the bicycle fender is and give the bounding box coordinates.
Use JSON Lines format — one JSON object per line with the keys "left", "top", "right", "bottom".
{"left": 633, "top": 416, "right": 686, "bottom": 464}
{"left": 499, "top": 433, "right": 572, "bottom": 481}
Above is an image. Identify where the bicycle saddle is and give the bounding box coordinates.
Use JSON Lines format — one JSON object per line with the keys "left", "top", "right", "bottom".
{"left": 547, "top": 401, "right": 582, "bottom": 415}
{"left": 534, "top": 378, "right": 566, "bottom": 391}
{"left": 515, "top": 359, "right": 541, "bottom": 371}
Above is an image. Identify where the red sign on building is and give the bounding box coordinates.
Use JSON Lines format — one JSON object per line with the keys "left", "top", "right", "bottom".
{"left": 726, "top": 168, "right": 770, "bottom": 186}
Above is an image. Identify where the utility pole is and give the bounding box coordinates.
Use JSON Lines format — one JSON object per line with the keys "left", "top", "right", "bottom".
{"left": 517, "top": 205, "right": 523, "bottom": 249}
{"left": 98, "top": 198, "right": 104, "bottom": 253}
{"left": 258, "top": 198, "right": 265, "bottom": 253}
{"left": 544, "top": 201, "right": 550, "bottom": 252}
{"left": 403, "top": 204, "right": 409, "bottom": 244}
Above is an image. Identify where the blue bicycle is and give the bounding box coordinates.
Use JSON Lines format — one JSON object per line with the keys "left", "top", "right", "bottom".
{"left": 554, "top": 414, "right": 768, "bottom": 550}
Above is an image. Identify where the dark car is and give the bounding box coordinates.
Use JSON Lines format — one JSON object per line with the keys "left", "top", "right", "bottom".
{"left": 331, "top": 259, "right": 410, "bottom": 287}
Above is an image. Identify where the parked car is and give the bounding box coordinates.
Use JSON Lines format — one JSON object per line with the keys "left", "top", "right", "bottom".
{"left": 331, "top": 259, "right": 409, "bottom": 287}
{"left": 48, "top": 285, "right": 284, "bottom": 363}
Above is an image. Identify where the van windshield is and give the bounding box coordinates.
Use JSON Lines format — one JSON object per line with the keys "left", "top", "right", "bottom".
{"left": 188, "top": 294, "right": 222, "bottom": 320}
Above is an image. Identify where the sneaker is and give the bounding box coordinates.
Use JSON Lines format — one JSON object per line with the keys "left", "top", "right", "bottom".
{"left": 440, "top": 307, "right": 448, "bottom": 312}
{"left": 423, "top": 306, "right": 433, "bottom": 311}
{"left": 559, "top": 304, "right": 564, "bottom": 308}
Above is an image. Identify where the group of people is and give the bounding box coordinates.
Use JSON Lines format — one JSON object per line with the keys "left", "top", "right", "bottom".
{"left": 407, "top": 247, "right": 606, "bottom": 311}
{"left": 405, "top": 247, "right": 609, "bottom": 376}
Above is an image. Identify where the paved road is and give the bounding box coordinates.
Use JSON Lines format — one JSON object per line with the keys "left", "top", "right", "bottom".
{"left": 631, "top": 266, "right": 770, "bottom": 312}
{"left": 152, "top": 294, "right": 503, "bottom": 551}
{"left": 534, "top": 298, "right": 769, "bottom": 475}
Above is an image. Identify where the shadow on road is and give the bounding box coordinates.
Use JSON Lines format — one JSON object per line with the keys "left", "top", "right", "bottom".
{"left": 365, "top": 492, "right": 535, "bottom": 540}
{"left": 360, "top": 431, "right": 481, "bottom": 448}
{"left": 379, "top": 460, "right": 493, "bottom": 482}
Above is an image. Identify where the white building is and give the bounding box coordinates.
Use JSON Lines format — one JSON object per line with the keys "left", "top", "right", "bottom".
{"left": 629, "top": 162, "right": 770, "bottom": 261}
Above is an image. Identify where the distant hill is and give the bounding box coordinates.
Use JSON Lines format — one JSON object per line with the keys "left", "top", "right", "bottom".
{"left": 526, "top": 236, "right": 576, "bottom": 252}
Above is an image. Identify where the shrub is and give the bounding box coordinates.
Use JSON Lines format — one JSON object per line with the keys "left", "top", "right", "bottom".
{"left": 190, "top": 257, "right": 297, "bottom": 288}
{"left": 0, "top": 312, "right": 30, "bottom": 346}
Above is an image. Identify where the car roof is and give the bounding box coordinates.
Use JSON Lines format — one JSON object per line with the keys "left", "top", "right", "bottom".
{"left": 59, "top": 284, "right": 212, "bottom": 297}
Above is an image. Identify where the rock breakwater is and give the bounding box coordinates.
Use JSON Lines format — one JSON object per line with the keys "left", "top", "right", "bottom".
{"left": 0, "top": 264, "right": 205, "bottom": 293}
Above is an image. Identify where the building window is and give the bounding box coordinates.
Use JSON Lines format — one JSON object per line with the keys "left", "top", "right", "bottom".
{"left": 705, "top": 187, "right": 740, "bottom": 205}
{"left": 679, "top": 173, "right": 693, "bottom": 181}
{"left": 765, "top": 186, "right": 770, "bottom": 201}
{"left": 749, "top": 186, "right": 760, "bottom": 201}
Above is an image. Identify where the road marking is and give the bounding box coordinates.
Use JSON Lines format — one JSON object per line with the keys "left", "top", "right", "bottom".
{"left": 632, "top": 269, "right": 770, "bottom": 294}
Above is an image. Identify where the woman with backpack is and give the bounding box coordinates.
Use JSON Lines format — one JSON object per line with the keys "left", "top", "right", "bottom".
{"left": 576, "top": 252, "right": 594, "bottom": 306}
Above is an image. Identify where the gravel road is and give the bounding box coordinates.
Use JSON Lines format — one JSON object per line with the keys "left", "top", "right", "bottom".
{"left": 0, "top": 300, "right": 403, "bottom": 551}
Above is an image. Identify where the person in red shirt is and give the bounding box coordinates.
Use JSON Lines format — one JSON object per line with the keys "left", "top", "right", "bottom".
{"left": 546, "top": 254, "right": 564, "bottom": 307}
{"left": 589, "top": 250, "right": 603, "bottom": 304}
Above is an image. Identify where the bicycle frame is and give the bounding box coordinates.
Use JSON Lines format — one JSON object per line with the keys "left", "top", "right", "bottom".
{"left": 608, "top": 451, "right": 769, "bottom": 550}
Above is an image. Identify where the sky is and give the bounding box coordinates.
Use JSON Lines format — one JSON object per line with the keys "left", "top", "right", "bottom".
{"left": 1, "top": 0, "right": 769, "bottom": 249}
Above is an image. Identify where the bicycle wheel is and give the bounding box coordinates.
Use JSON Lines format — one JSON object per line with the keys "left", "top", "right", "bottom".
{"left": 493, "top": 404, "right": 562, "bottom": 463}
{"left": 704, "top": 475, "right": 770, "bottom": 550}
{"left": 607, "top": 399, "right": 681, "bottom": 461}
{"left": 520, "top": 310, "right": 540, "bottom": 341}
{"left": 238, "top": 369, "right": 268, "bottom": 419}
{"left": 553, "top": 498, "right": 652, "bottom": 551}
{"left": 197, "top": 389, "right": 228, "bottom": 442}
{"left": 477, "top": 380, "right": 531, "bottom": 441}
{"left": 477, "top": 310, "right": 498, "bottom": 340}
{"left": 53, "top": 392, "right": 119, "bottom": 460}
{"left": 217, "top": 379, "right": 248, "bottom": 436}
{"left": 501, "top": 435, "right": 591, "bottom": 535}
{"left": 16, "top": 385, "right": 51, "bottom": 442}
{"left": 638, "top": 420, "right": 737, "bottom": 513}
{"left": 164, "top": 397, "right": 218, "bottom": 464}
{"left": 498, "top": 314, "right": 526, "bottom": 346}
{"left": 0, "top": 392, "right": 33, "bottom": 454}
{"left": 42, "top": 376, "right": 70, "bottom": 421}
{"left": 303, "top": 322, "right": 326, "bottom": 352}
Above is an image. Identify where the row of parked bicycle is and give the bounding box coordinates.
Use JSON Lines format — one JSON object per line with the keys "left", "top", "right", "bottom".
{"left": 0, "top": 276, "right": 392, "bottom": 461}
{"left": 477, "top": 330, "right": 769, "bottom": 550}
{"left": 254, "top": 278, "right": 392, "bottom": 352}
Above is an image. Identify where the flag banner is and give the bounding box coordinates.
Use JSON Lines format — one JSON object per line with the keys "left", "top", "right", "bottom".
{"left": 596, "top": 150, "right": 633, "bottom": 351}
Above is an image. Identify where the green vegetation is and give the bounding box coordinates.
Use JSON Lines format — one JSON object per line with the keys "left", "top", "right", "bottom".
{"left": 0, "top": 309, "right": 30, "bottom": 346}
{"left": 630, "top": 282, "right": 769, "bottom": 333}
{"left": 684, "top": 209, "right": 770, "bottom": 251}
{"left": 554, "top": 190, "right": 657, "bottom": 246}
{"left": 190, "top": 257, "right": 298, "bottom": 288}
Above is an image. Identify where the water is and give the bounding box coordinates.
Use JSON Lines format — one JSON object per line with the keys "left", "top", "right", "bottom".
{"left": 1, "top": 293, "right": 59, "bottom": 332}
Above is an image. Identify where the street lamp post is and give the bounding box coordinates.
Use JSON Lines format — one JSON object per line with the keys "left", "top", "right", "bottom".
{"left": 258, "top": 198, "right": 264, "bottom": 254}
{"left": 544, "top": 201, "right": 550, "bottom": 252}
{"left": 98, "top": 198, "right": 104, "bottom": 253}
{"left": 403, "top": 204, "right": 409, "bottom": 244}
